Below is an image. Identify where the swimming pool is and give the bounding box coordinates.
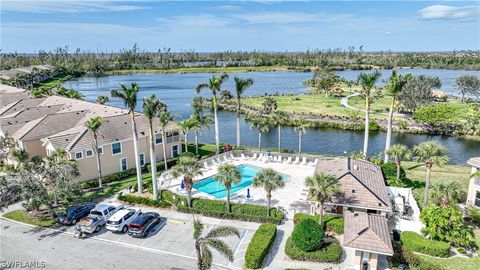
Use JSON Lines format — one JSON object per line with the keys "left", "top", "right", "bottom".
{"left": 193, "top": 164, "right": 287, "bottom": 199}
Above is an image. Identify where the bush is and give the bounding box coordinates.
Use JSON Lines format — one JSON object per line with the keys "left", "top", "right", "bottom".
{"left": 468, "top": 206, "right": 480, "bottom": 225}
{"left": 284, "top": 236, "right": 342, "bottom": 263}
{"left": 401, "top": 231, "right": 450, "bottom": 258}
{"left": 118, "top": 194, "right": 172, "bottom": 208}
{"left": 293, "top": 213, "right": 344, "bottom": 234}
{"left": 244, "top": 224, "right": 277, "bottom": 269}
{"left": 381, "top": 162, "right": 406, "bottom": 181}
{"left": 292, "top": 219, "right": 324, "bottom": 252}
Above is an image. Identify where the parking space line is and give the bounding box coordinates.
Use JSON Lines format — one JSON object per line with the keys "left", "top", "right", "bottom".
{"left": 140, "top": 219, "right": 167, "bottom": 247}
{"left": 168, "top": 219, "right": 186, "bottom": 224}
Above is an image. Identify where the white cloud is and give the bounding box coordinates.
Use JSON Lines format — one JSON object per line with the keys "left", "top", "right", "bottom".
{"left": 1, "top": 0, "right": 147, "bottom": 14}
{"left": 417, "top": 5, "right": 479, "bottom": 22}
{"left": 209, "top": 5, "right": 242, "bottom": 11}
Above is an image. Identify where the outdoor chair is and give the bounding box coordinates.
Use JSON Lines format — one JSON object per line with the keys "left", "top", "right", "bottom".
{"left": 251, "top": 153, "right": 258, "bottom": 160}
{"left": 203, "top": 162, "right": 210, "bottom": 169}
{"left": 301, "top": 157, "right": 307, "bottom": 165}
{"left": 241, "top": 153, "right": 247, "bottom": 160}
{"left": 293, "top": 156, "right": 300, "bottom": 164}
{"left": 229, "top": 153, "right": 236, "bottom": 160}
{"left": 309, "top": 158, "right": 319, "bottom": 167}
{"left": 286, "top": 156, "right": 292, "bottom": 164}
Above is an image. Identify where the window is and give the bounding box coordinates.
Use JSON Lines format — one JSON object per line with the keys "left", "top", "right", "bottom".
{"left": 155, "top": 134, "right": 163, "bottom": 144}
{"left": 112, "top": 142, "right": 122, "bottom": 155}
{"left": 476, "top": 191, "right": 480, "bottom": 207}
{"left": 172, "top": 145, "right": 179, "bottom": 157}
{"left": 97, "top": 146, "right": 103, "bottom": 155}
{"left": 167, "top": 131, "right": 180, "bottom": 143}
{"left": 86, "top": 149, "right": 93, "bottom": 157}
{"left": 103, "top": 209, "right": 108, "bottom": 215}
{"left": 120, "top": 158, "right": 128, "bottom": 172}
{"left": 75, "top": 151, "right": 83, "bottom": 160}
{"left": 139, "top": 153, "right": 145, "bottom": 166}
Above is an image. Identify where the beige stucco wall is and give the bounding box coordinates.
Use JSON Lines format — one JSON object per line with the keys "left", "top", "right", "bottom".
{"left": 73, "top": 135, "right": 181, "bottom": 182}
{"left": 23, "top": 139, "right": 47, "bottom": 158}
{"left": 467, "top": 166, "right": 479, "bottom": 207}
{"left": 354, "top": 250, "right": 379, "bottom": 270}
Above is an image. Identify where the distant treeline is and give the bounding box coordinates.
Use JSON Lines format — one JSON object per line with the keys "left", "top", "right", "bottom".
{"left": 1, "top": 45, "right": 479, "bottom": 76}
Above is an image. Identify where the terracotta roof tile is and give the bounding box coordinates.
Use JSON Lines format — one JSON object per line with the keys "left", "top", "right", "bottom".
{"left": 344, "top": 212, "right": 393, "bottom": 255}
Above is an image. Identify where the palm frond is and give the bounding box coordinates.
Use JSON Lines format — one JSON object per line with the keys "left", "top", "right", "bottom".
{"left": 196, "top": 83, "right": 209, "bottom": 94}
{"left": 206, "top": 225, "right": 240, "bottom": 239}
{"left": 201, "top": 245, "right": 213, "bottom": 270}
{"left": 204, "top": 238, "right": 235, "bottom": 262}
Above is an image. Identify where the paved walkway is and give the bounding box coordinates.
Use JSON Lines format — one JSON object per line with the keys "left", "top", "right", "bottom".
{"left": 340, "top": 92, "right": 406, "bottom": 117}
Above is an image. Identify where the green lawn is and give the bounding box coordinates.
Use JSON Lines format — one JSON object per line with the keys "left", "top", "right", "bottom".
{"left": 3, "top": 210, "right": 56, "bottom": 227}
{"left": 81, "top": 175, "right": 142, "bottom": 203}
{"left": 416, "top": 254, "right": 480, "bottom": 270}
{"left": 36, "top": 74, "right": 74, "bottom": 89}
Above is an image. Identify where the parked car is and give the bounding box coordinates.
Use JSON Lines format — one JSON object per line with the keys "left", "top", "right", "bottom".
{"left": 128, "top": 212, "right": 161, "bottom": 238}
{"left": 106, "top": 207, "right": 141, "bottom": 233}
{"left": 76, "top": 203, "right": 124, "bottom": 234}
{"left": 57, "top": 204, "right": 96, "bottom": 225}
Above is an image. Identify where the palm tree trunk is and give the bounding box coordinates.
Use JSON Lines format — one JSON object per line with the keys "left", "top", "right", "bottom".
{"left": 266, "top": 191, "right": 272, "bottom": 216}
{"left": 277, "top": 125, "right": 281, "bottom": 153}
{"left": 195, "top": 131, "right": 199, "bottom": 155}
{"left": 93, "top": 133, "right": 103, "bottom": 188}
{"left": 363, "top": 96, "right": 370, "bottom": 158}
{"left": 396, "top": 159, "right": 401, "bottom": 179}
{"left": 149, "top": 124, "right": 159, "bottom": 200}
{"left": 184, "top": 131, "right": 188, "bottom": 153}
{"left": 319, "top": 201, "right": 324, "bottom": 225}
{"left": 187, "top": 188, "right": 192, "bottom": 208}
{"left": 213, "top": 96, "right": 220, "bottom": 155}
{"left": 161, "top": 129, "right": 168, "bottom": 170}
{"left": 423, "top": 164, "right": 432, "bottom": 208}
{"left": 298, "top": 131, "right": 302, "bottom": 155}
{"left": 131, "top": 112, "right": 143, "bottom": 193}
{"left": 195, "top": 242, "right": 202, "bottom": 270}
{"left": 384, "top": 97, "right": 395, "bottom": 162}
{"left": 236, "top": 99, "right": 241, "bottom": 147}
{"left": 227, "top": 189, "right": 231, "bottom": 213}
{"left": 258, "top": 131, "right": 262, "bottom": 151}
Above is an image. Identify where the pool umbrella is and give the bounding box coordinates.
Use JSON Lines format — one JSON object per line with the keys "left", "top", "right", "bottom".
{"left": 247, "top": 188, "right": 251, "bottom": 199}
{"left": 181, "top": 180, "right": 185, "bottom": 189}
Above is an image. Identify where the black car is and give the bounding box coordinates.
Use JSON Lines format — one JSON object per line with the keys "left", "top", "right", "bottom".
{"left": 57, "top": 204, "right": 96, "bottom": 225}
{"left": 128, "top": 212, "right": 160, "bottom": 238}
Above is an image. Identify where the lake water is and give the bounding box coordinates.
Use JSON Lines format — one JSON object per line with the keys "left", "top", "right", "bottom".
{"left": 63, "top": 69, "right": 480, "bottom": 164}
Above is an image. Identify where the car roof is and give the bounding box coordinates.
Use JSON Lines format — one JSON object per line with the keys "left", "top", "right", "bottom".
{"left": 131, "top": 213, "right": 156, "bottom": 225}
{"left": 94, "top": 203, "right": 122, "bottom": 211}
{"left": 108, "top": 208, "right": 138, "bottom": 221}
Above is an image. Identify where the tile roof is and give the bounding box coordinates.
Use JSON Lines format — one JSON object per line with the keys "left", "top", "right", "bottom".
{"left": 315, "top": 158, "right": 390, "bottom": 211}
{"left": 0, "top": 84, "right": 28, "bottom": 94}
{"left": 467, "top": 157, "right": 480, "bottom": 168}
{"left": 0, "top": 98, "right": 47, "bottom": 116}
{"left": 344, "top": 212, "right": 393, "bottom": 255}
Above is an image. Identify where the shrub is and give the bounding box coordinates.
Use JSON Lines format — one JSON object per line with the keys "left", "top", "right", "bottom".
{"left": 369, "top": 120, "right": 380, "bottom": 131}
{"left": 401, "top": 231, "right": 450, "bottom": 258}
{"left": 244, "top": 224, "right": 277, "bottom": 269}
{"left": 284, "top": 236, "right": 342, "bottom": 263}
{"left": 293, "top": 213, "right": 344, "bottom": 234}
{"left": 118, "top": 194, "right": 172, "bottom": 208}
{"left": 292, "top": 219, "right": 324, "bottom": 252}
{"left": 468, "top": 205, "right": 480, "bottom": 225}
{"left": 381, "top": 162, "right": 406, "bottom": 181}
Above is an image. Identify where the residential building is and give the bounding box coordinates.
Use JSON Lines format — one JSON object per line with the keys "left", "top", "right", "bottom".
{"left": 466, "top": 157, "right": 480, "bottom": 208}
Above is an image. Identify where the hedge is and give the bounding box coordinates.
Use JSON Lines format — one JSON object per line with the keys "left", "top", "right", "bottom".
{"left": 402, "top": 245, "right": 446, "bottom": 270}
{"left": 284, "top": 236, "right": 342, "bottom": 263}
{"left": 244, "top": 224, "right": 277, "bottom": 269}
{"left": 118, "top": 194, "right": 172, "bottom": 208}
{"left": 292, "top": 219, "right": 324, "bottom": 252}
{"left": 381, "top": 162, "right": 406, "bottom": 181}
{"left": 401, "top": 231, "right": 450, "bottom": 258}
{"left": 293, "top": 213, "right": 344, "bottom": 234}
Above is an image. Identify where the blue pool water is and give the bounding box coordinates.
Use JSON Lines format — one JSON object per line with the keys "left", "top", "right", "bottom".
{"left": 193, "top": 165, "right": 287, "bottom": 199}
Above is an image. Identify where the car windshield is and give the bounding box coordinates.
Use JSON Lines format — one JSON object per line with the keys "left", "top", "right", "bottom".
{"left": 90, "top": 210, "right": 103, "bottom": 216}
{"left": 107, "top": 220, "right": 119, "bottom": 225}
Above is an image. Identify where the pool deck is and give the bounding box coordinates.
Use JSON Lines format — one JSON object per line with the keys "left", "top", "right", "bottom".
{"left": 162, "top": 155, "right": 316, "bottom": 218}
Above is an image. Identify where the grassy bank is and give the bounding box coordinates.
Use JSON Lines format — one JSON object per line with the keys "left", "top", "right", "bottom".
{"left": 36, "top": 73, "right": 75, "bottom": 89}
{"left": 3, "top": 210, "right": 56, "bottom": 227}
{"left": 106, "top": 66, "right": 292, "bottom": 75}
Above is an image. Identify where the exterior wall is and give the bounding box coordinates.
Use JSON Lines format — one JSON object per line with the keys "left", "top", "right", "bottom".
{"left": 23, "top": 139, "right": 47, "bottom": 158}
{"left": 73, "top": 134, "right": 181, "bottom": 182}
{"left": 467, "top": 166, "right": 480, "bottom": 207}
{"left": 354, "top": 250, "right": 379, "bottom": 270}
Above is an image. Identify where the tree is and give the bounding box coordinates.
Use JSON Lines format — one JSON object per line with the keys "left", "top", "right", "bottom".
{"left": 233, "top": 77, "right": 254, "bottom": 147}
{"left": 96, "top": 95, "right": 109, "bottom": 105}
{"left": 386, "top": 144, "right": 411, "bottom": 179}
{"left": 413, "top": 141, "right": 449, "bottom": 208}
{"left": 294, "top": 118, "right": 309, "bottom": 155}
{"left": 413, "top": 103, "right": 460, "bottom": 127}
{"left": 271, "top": 110, "right": 288, "bottom": 153}
{"left": 158, "top": 105, "right": 174, "bottom": 170}
{"left": 178, "top": 119, "right": 193, "bottom": 153}
{"left": 220, "top": 89, "right": 233, "bottom": 101}
{"left": 252, "top": 168, "right": 285, "bottom": 216}
{"left": 143, "top": 94, "right": 162, "bottom": 200}
{"left": 110, "top": 83, "right": 143, "bottom": 193}
{"left": 0, "top": 133, "right": 13, "bottom": 166}
{"left": 193, "top": 218, "right": 239, "bottom": 270}
{"left": 250, "top": 116, "right": 271, "bottom": 151}
{"left": 189, "top": 110, "right": 213, "bottom": 155}
{"left": 455, "top": 74, "right": 480, "bottom": 102}
{"left": 313, "top": 70, "right": 339, "bottom": 97}
{"left": 171, "top": 153, "right": 203, "bottom": 208}
{"left": 396, "top": 75, "right": 440, "bottom": 112}
{"left": 384, "top": 71, "right": 409, "bottom": 162}
{"left": 430, "top": 180, "right": 465, "bottom": 206}
{"left": 214, "top": 164, "right": 241, "bottom": 212}
{"left": 84, "top": 116, "right": 104, "bottom": 188}
{"left": 261, "top": 96, "right": 277, "bottom": 114}
{"left": 196, "top": 73, "right": 229, "bottom": 155}
{"left": 305, "top": 173, "right": 340, "bottom": 225}
{"left": 357, "top": 70, "right": 382, "bottom": 157}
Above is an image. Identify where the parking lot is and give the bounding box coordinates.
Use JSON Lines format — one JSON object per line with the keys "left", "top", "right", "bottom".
{"left": 3, "top": 205, "right": 259, "bottom": 270}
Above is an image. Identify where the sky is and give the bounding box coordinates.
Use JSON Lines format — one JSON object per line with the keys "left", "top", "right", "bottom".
{"left": 1, "top": 0, "right": 479, "bottom": 53}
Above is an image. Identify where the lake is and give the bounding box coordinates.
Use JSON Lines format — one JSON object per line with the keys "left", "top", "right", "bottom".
{"left": 63, "top": 69, "right": 480, "bottom": 164}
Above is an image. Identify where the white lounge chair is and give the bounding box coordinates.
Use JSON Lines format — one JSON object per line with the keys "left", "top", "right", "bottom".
{"left": 251, "top": 153, "right": 258, "bottom": 160}
{"left": 293, "top": 156, "right": 301, "bottom": 164}
{"left": 229, "top": 153, "right": 236, "bottom": 160}
{"left": 241, "top": 153, "right": 247, "bottom": 160}
{"left": 301, "top": 157, "right": 307, "bottom": 166}
{"left": 286, "top": 156, "right": 292, "bottom": 164}
{"left": 310, "top": 158, "right": 319, "bottom": 167}
{"left": 204, "top": 162, "right": 210, "bottom": 169}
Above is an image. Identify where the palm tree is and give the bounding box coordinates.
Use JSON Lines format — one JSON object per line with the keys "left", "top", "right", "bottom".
{"left": 413, "top": 141, "right": 449, "bottom": 208}
{"left": 271, "top": 111, "right": 288, "bottom": 153}
{"left": 252, "top": 168, "right": 285, "bottom": 216}
{"left": 386, "top": 144, "right": 411, "bottom": 179}
{"left": 171, "top": 153, "right": 203, "bottom": 207}
{"left": 196, "top": 73, "right": 229, "bottom": 155}
{"left": 430, "top": 180, "right": 464, "bottom": 206}
{"left": 178, "top": 119, "right": 193, "bottom": 153}
{"left": 157, "top": 105, "right": 173, "bottom": 170}
{"left": 261, "top": 96, "right": 277, "bottom": 114}
{"left": 110, "top": 83, "right": 143, "bottom": 193}
{"left": 190, "top": 110, "right": 213, "bottom": 155}
{"left": 215, "top": 164, "right": 241, "bottom": 212}
{"left": 250, "top": 116, "right": 271, "bottom": 151}
{"left": 357, "top": 71, "right": 382, "bottom": 157}
{"left": 143, "top": 94, "right": 162, "bottom": 200}
{"left": 84, "top": 116, "right": 104, "bottom": 188}
{"left": 294, "top": 118, "right": 309, "bottom": 155}
{"left": 96, "top": 95, "right": 109, "bottom": 105}
{"left": 193, "top": 218, "right": 239, "bottom": 270}
{"left": 305, "top": 173, "right": 340, "bottom": 225}
{"left": 384, "top": 71, "right": 408, "bottom": 162}
{"left": 233, "top": 77, "right": 254, "bottom": 147}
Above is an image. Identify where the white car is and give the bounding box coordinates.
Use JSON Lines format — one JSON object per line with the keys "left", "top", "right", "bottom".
{"left": 106, "top": 207, "right": 142, "bottom": 233}
{"left": 77, "top": 203, "right": 124, "bottom": 234}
